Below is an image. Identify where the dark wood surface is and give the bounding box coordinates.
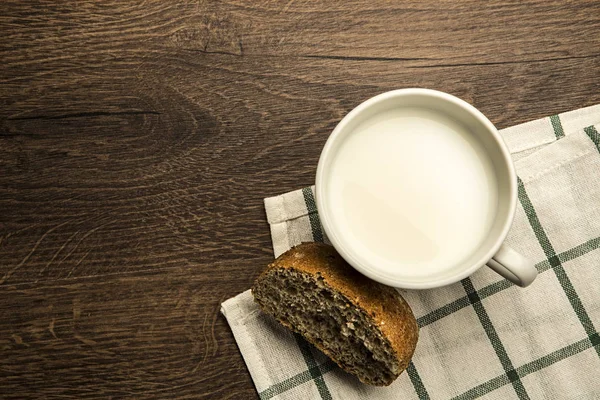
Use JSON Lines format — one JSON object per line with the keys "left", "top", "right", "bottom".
{"left": 1, "top": 1, "right": 599, "bottom": 398}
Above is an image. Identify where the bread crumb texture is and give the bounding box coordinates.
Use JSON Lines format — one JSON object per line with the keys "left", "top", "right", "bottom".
{"left": 252, "top": 242, "right": 418, "bottom": 386}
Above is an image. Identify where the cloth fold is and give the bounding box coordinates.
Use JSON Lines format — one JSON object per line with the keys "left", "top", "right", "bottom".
{"left": 222, "top": 104, "right": 600, "bottom": 400}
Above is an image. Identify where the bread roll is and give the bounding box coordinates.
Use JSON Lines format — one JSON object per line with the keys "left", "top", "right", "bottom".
{"left": 252, "top": 242, "right": 418, "bottom": 386}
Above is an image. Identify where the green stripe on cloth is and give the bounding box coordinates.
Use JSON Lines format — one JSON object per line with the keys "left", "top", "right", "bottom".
{"left": 518, "top": 178, "right": 600, "bottom": 358}
{"left": 516, "top": 336, "right": 598, "bottom": 377}
{"left": 452, "top": 374, "right": 512, "bottom": 400}
{"left": 583, "top": 125, "right": 600, "bottom": 152}
{"left": 302, "top": 187, "right": 324, "bottom": 243}
{"left": 417, "top": 296, "right": 472, "bottom": 327}
{"left": 549, "top": 115, "right": 565, "bottom": 139}
{"left": 259, "top": 359, "right": 338, "bottom": 400}
{"left": 559, "top": 236, "right": 600, "bottom": 264}
{"left": 461, "top": 278, "right": 531, "bottom": 399}
{"left": 517, "top": 178, "right": 554, "bottom": 255}
{"left": 453, "top": 336, "right": 600, "bottom": 399}
{"left": 294, "top": 334, "right": 333, "bottom": 400}
{"left": 406, "top": 362, "right": 430, "bottom": 400}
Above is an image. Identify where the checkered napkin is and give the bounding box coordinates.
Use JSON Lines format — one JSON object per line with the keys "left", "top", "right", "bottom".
{"left": 221, "top": 105, "right": 600, "bottom": 400}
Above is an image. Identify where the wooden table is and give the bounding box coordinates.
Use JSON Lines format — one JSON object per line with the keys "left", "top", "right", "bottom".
{"left": 1, "top": 1, "right": 599, "bottom": 398}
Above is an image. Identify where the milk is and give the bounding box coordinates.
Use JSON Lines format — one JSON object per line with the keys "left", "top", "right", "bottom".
{"left": 327, "top": 108, "right": 498, "bottom": 277}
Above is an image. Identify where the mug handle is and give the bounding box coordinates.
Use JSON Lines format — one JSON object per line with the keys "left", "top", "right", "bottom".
{"left": 486, "top": 244, "right": 537, "bottom": 287}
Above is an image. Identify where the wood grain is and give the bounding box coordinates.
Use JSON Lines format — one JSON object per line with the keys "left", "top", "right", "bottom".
{"left": 0, "top": 268, "right": 255, "bottom": 399}
{"left": 1, "top": 0, "right": 600, "bottom": 398}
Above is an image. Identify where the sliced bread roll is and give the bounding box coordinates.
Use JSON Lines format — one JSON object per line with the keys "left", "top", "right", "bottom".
{"left": 252, "top": 242, "right": 418, "bottom": 386}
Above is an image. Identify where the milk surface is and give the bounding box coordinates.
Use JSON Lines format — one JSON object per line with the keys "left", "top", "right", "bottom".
{"left": 328, "top": 108, "right": 498, "bottom": 277}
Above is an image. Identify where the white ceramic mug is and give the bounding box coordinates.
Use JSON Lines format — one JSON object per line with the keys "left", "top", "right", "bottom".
{"left": 315, "top": 89, "right": 538, "bottom": 289}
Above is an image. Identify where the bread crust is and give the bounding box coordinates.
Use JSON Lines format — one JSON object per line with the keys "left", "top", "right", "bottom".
{"left": 253, "top": 242, "right": 419, "bottom": 385}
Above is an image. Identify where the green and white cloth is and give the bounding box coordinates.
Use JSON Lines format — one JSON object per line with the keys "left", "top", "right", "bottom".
{"left": 221, "top": 105, "right": 600, "bottom": 400}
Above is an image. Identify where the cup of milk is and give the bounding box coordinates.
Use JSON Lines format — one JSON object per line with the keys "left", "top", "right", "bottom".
{"left": 315, "top": 89, "right": 537, "bottom": 289}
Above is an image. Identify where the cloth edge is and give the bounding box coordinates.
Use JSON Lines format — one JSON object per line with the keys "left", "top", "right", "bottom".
{"left": 221, "top": 290, "right": 272, "bottom": 394}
